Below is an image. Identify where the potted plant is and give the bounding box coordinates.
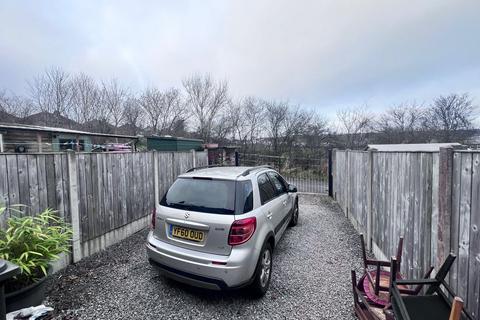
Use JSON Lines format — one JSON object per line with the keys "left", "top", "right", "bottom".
{"left": 0, "top": 207, "right": 72, "bottom": 312}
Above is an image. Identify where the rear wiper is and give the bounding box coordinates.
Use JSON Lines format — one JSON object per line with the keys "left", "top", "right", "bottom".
{"left": 168, "top": 202, "right": 193, "bottom": 209}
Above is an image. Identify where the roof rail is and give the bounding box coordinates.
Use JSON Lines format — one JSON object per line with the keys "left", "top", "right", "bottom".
{"left": 185, "top": 165, "right": 223, "bottom": 173}
{"left": 238, "top": 165, "right": 273, "bottom": 177}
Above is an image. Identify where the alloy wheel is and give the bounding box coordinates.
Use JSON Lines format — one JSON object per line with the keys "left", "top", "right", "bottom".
{"left": 259, "top": 249, "right": 271, "bottom": 288}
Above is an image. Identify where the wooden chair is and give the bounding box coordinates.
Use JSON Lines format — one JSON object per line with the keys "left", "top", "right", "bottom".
{"left": 389, "top": 254, "right": 473, "bottom": 320}
{"left": 360, "top": 234, "right": 404, "bottom": 301}
{"left": 352, "top": 270, "right": 394, "bottom": 320}
{"left": 351, "top": 235, "right": 435, "bottom": 320}
{"left": 359, "top": 234, "right": 434, "bottom": 305}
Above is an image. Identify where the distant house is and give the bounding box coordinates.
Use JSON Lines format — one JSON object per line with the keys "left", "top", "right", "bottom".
{"left": 0, "top": 123, "right": 138, "bottom": 153}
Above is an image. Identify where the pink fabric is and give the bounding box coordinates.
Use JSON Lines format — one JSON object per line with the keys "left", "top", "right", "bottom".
{"left": 362, "top": 270, "right": 402, "bottom": 307}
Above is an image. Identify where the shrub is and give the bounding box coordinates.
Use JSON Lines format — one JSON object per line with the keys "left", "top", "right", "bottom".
{"left": 0, "top": 207, "right": 73, "bottom": 292}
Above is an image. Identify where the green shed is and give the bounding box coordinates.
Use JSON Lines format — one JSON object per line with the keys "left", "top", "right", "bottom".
{"left": 146, "top": 136, "right": 203, "bottom": 151}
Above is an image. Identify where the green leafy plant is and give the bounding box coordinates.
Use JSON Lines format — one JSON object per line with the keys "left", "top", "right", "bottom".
{"left": 0, "top": 207, "right": 73, "bottom": 292}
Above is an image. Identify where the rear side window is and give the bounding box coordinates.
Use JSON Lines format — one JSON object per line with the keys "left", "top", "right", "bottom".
{"left": 235, "top": 180, "right": 253, "bottom": 214}
{"left": 161, "top": 178, "right": 235, "bottom": 214}
{"left": 267, "top": 172, "right": 287, "bottom": 195}
{"left": 257, "top": 173, "right": 276, "bottom": 204}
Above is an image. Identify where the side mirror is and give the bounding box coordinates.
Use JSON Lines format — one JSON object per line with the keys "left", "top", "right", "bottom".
{"left": 288, "top": 184, "right": 297, "bottom": 193}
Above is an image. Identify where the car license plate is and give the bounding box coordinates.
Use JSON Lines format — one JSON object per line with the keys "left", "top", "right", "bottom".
{"left": 171, "top": 225, "right": 204, "bottom": 242}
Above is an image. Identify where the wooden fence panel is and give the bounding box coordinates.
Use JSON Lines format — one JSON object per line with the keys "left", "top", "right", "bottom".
{"left": 0, "top": 153, "right": 70, "bottom": 227}
{"left": 371, "top": 152, "right": 434, "bottom": 279}
{"left": 347, "top": 152, "right": 369, "bottom": 232}
{"left": 450, "top": 151, "right": 480, "bottom": 317}
{"left": 157, "top": 152, "right": 174, "bottom": 201}
{"left": 195, "top": 151, "right": 208, "bottom": 167}
{"left": 333, "top": 149, "right": 480, "bottom": 316}
{"left": 430, "top": 152, "right": 439, "bottom": 268}
{"left": 174, "top": 152, "right": 194, "bottom": 179}
{"left": 468, "top": 153, "right": 480, "bottom": 318}
{"left": 333, "top": 150, "right": 347, "bottom": 210}
{"left": 0, "top": 150, "right": 199, "bottom": 268}
{"left": 76, "top": 152, "right": 156, "bottom": 242}
{"left": 335, "top": 151, "right": 435, "bottom": 278}
{"left": 333, "top": 151, "right": 369, "bottom": 235}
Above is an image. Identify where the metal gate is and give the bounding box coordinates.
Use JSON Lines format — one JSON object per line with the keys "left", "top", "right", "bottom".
{"left": 238, "top": 153, "right": 329, "bottom": 194}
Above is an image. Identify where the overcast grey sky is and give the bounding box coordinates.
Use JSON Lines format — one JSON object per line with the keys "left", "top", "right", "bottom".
{"left": 0, "top": 0, "right": 479, "bottom": 117}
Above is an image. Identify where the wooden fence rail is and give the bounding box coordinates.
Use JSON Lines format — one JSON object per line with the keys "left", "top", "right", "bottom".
{"left": 333, "top": 148, "right": 480, "bottom": 318}
{"left": 0, "top": 150, "right": 208, "bottom": 265}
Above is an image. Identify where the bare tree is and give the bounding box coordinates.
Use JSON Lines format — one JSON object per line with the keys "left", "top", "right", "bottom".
{"left": 376, "top": 103, "right": 427, "bottom": 143}
{"left": 71, "top": 73, "right": 100, "bottom": 125}
{"left": 122, "top": 97, "right": 143, "bottom": 135}
{"left": 424, "top": 93, "right": 477, "bottom": 142}
{"left": 139, "top": 87, "right": 185, "bottom": 135}
{"left": 139, "top": 87, "right": 162, "bottom": 133}
{"left": 281, "top": 106, "right": 314, "bottom": 154}
{"left": 28, "top": 67, "right": 74, "bottom": 125}
{"left": 336, "top": 106, "right": 373, "bottom": 149}
{"left": 263, "top": 100, "right": 319, "bottom": 155}
{"left": 0, "top": 90, "right": 34, "bottom": 119}
{"left": 101, "top": 79, "right": 128, "bottom": 132}
{"left": 229, "top": 97, "right": 266, "bottom": 153}
{"left": 169, "top": 119, "right": 187, "bottom": 137}
{"left": 182, "top": 74, "right": 229, "bottom": 142}
{"left": 244, "top": 98, "right": 267, "bottom": 153}
{"left": 0, "top": 90, "right": 10, "bottom": 114}
{"left": 211, "top": 109, "right": 235, "bottom": 144}
{"left": 159, "top": 88, "right": 185, "bottom": 134}
{"left": 302, "top": 114, "right": 330, "bottom": 151}
{"left": 226, "top": 102, "right": 244, "bottom": 143}
{"left": 264, "top": 100, "right": 289, "bottom": 154}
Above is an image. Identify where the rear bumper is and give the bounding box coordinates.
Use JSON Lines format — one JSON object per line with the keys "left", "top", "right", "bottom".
{"left": 146, "top": 231, "right": 259, "bottom": 289}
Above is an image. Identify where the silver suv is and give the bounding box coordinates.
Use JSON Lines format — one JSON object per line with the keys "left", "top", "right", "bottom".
{"left": 146, "top": 166, "right": 299, "bottom": 296}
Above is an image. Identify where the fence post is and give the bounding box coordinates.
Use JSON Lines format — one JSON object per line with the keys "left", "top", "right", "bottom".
{"left": 345, "top": 149, "right": 350, "bottom": 218}
{"left": 153, "top": 151, "right": 159, "bottom": 206}
{"left": 332, "top": 149, "right": 337, "bottom": 199}
{"left": 328, "top": 149, "right": 333, "bottom": 197}
{"left": 191, "top": 149, "right": 196, "bottom": 168}
{"left": 367, "top": 150, "right": 374, "bottom": 251}
{"left": 171, "top": 152, "right": 175, "bottom": 179}
{"left": 437, "top": 147, "right": 453, "bottom": 269}
{"left": 66, "top": 150, "right": 82, "bottom": 263}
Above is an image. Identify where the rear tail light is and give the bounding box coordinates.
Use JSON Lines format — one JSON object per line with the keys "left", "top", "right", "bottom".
{"left": 150, "top": 207, "right": 156, "bottom": 229}
{"left": 228, "top": 217, "right": 256, "bottom": 246}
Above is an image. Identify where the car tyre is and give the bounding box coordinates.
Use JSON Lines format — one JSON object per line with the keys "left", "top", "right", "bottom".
{"left": 288, "top": 200, "right": 299, "bottom": 227}
{"left": 249, "top": 243, "right": 272, "bottom": 297}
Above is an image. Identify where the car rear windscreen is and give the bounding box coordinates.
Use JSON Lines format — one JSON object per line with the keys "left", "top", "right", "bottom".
{"left": 161, "top": 178, "right": 253, "bottom": 215}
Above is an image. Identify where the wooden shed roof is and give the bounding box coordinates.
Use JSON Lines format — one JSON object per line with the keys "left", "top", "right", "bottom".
{"left": 0, "top": 123, "right": 139, "bottom": 139}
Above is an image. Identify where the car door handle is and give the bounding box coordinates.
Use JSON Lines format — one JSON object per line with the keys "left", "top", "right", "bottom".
{"left": 266, "top": 212, "right": 272, "bottom": 219}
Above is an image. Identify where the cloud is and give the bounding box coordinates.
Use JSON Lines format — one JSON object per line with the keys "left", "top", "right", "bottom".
{"left": 0, "top": 0, "right": 479, "bottom": 118}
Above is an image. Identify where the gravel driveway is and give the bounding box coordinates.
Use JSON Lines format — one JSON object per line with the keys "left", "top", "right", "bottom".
{"left": 45, "top": 195, "right": 363, "bottom": 320}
